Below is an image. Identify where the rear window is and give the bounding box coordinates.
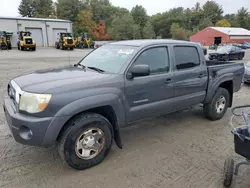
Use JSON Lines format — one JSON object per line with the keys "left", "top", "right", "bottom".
{"left": 174, "top": 46, "right": 200, "bottom": 70}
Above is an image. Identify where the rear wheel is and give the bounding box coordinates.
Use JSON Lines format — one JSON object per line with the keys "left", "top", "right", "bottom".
{"left": 32, "top": 47, "right": 36, "bottom": 51}
{"left": 58, "top": 113, "right": 113, "bottom": 170}
{"left": 21, "top": 46, "right": 24, "bottom": 51}
{"left": 238, "top": 54, "right": 244, "bottom": 60}
{"left": 70, "top": 47, "right": 74, "bottom": 50}
{"left": 203, "top": 88, "right": 229, "bottom": 120}
{"left": 223, "top": 157, "right": 234, "bottom": 187}
{"left": 224, "top": 55, "right": 229, "bottom": 61}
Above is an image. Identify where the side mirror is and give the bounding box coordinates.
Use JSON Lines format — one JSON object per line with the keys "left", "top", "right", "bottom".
{"left": 127, "top": 64, "right": 150, "bottom": 79}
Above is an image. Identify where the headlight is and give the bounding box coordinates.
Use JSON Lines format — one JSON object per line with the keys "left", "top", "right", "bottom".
{"left": 19, "top": 92, "right": 52, "bottom": 113}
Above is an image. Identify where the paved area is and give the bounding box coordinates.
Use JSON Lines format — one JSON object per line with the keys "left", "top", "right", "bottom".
{"left": 0, "top": 48, "right": 250, "bottom": 188}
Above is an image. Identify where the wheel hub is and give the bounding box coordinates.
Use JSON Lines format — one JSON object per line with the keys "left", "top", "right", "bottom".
{"left": 75, "top": 128, "right": 105, "bottom": 160}
{"left": 216, "top": 95, "right": 226, "bottom": 114}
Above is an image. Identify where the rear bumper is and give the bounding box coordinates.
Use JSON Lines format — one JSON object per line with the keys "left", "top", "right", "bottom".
{"left": 3, "top": 96, "right": 69, "bottom": 147}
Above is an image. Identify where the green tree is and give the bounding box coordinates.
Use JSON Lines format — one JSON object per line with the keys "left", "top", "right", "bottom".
{"left": 202, "top": 1, "right": 223, "bottom": 24}
{"left": 56, "top": 0, "right": 86, "bottom": 22}
{"left": 170, "top": 23, "right": 187, "bottom": 40}
{"left": 33, "top": 0, "right": 54, "bottom": 18}
{"left": 108, "top": 14, "right": 140, "bottom": 40}
{"left": 142, "top": 21, "right": 155, "bottom": 39}
{"left": 131, "top": 5, "right": 148, "bottom": 29}
{"left": 215, "top": 19, "right": 231, "bottom": 27}
{"left": 198, "top": 18, "right": 213, "bottom": 30}
{"left": 74, "top": 9, "right": 95, "bottom": 35}
{"left": 235, "top": 7, "right": 250, "bottom": 29}
{"left": 133, "top": 24, "right": 141, "bottom": 39}
{"left": 18, "top": 0, "right": 35, "bottom": 17}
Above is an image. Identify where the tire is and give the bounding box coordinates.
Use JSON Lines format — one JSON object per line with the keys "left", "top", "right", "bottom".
{"left": 70, "top": 47, "right": 74, "bottom": 50}
{"left": 223, "top": 157, "right": 234, "bottom": 187}
{"left": 58, "top": 113, "right": 113, "bottom": 170}
{"left": 238, "top": 54, "right": 244, "bottom": 60}
{"left": 21, "top": 46, "right": 24, "bottom": 51}
{"left": 224, "top": 55, "right": 229, "bottom": 61}
{"left": 203, "top": 88, "right": 229, "bottom": 121}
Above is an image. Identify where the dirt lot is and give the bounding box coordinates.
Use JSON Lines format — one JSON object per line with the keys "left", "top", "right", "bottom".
{"left": 0, "top": 48, "right": 250, "bottom": 188}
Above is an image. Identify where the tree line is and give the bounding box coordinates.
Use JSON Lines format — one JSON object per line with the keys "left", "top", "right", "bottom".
{"left": 18, "top": 0, "right": 250, "bottom": 40}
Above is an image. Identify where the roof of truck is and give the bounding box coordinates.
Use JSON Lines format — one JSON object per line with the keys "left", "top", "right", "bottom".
{"left": 109, "top": 39, "right": 194, "bottom": 47}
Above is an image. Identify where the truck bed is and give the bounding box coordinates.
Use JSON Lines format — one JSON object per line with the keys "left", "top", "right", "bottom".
{"left": 206, "top": 60, "right": 236, "bottom": 66}
{"left": 205, "top": 60, "right": 245, "bottom": 95}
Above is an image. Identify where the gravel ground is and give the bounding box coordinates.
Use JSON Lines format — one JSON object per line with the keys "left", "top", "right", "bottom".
{"left": 0, "top": 48, "right": 250, "bottom": 188}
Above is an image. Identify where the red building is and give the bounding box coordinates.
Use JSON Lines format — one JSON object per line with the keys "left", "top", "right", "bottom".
{"left": 190, "top": 27, "right": 250, "bottom": 46}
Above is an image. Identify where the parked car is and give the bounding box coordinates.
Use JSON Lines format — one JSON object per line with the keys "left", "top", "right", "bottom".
{"left": 243, "top": 61, "right": 250, "bottom": 83}
{"left": 209, "top": 45, "right": 245, "bottom": 61}
{"left": 3, "top": 40, "right": 245, "bottom": 170}
{"left": 242, "top": 42, "right": 250, "bottom": 49}
{"left": 235, "top": 43, "right": 248, "bottom": 49}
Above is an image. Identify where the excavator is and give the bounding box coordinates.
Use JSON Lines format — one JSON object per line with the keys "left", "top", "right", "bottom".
{"left": 17, "top": 31, "right": 36, "bottom": 51}
{"left": 0, "top": 31, "right": 13, "bottom": 50}
{"left": 55, "top": 32, "right": 75, "bottom": 50}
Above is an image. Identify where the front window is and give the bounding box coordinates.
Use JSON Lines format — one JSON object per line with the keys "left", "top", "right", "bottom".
{"left": 79, "top": 45, "right": 137, "bottom": 73}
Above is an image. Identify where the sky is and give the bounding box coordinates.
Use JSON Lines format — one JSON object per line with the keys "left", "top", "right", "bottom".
{"left": 0, "top": 0, "right": 249, "bottom": 17}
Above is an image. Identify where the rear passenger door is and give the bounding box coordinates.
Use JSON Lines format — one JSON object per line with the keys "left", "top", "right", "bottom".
{"left": 125, "top": 46, "right": 174, "bottom": 122}
{"left": 172, "top": 45, "right": 208, "bottom": 111}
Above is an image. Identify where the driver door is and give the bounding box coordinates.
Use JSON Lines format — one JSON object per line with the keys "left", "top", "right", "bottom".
{"left": 124, "top": 46, "right": 174, "bottom": 122}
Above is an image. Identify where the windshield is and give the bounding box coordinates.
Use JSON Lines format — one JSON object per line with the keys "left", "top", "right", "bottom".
{"left": 217, "top": 46, "right": 232, "bottom": 53}
{"left": 79, "top": 45, "right": 137, "bottom": 73}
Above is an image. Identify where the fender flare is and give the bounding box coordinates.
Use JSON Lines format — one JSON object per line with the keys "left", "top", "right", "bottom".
{"left": 42, "top": 94, "right": 126, "bottom": 148}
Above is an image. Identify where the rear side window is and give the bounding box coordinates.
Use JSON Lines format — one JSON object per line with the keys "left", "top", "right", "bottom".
{"left": 174, "top": 46, "right": 200, "bottom": 70}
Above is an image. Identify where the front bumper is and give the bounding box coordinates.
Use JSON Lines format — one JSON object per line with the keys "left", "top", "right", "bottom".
{"left": 22, "top": 44, "right": 36, "bottom": 48}
{"left": 3, "top": 96, "right": 53, "bottom": 146}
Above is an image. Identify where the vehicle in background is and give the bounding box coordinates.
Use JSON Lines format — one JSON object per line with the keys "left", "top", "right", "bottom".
{"left": 234, "top": 43, "right": 248, "bottom": 49}
{"left": 75, "top": 33, "right": 95, "bottom": 49}
{"left": 209, "top": 45, "right": 245, "bottom": 61}
{"left": 243, "top": 61, "right": 250, "bottom": 83}
{"left": 242, "top": 42, "right": 250, "bottom": 49}
{"left": 55, "top": 32, "right": 74, "bottom": 50}
{"left": 3, "top": 40, "right": 244, "bottom": 170}
{"left": 17, "top": 31, "right": 36, "bottom": 51}
{"left": 0, "top": 31, "right": 12, "bottom": 50}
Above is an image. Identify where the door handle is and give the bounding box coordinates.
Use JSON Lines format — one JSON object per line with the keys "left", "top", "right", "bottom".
{"left": 198, "top": 73, "right": 204, "bottom": 78}
{"left": 165, "top": 78, "right": 172, "bottom": 84}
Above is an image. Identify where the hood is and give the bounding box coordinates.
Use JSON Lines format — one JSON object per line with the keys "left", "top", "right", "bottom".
{"left": 13, "top": 66, "right": 112, "bottom": 93}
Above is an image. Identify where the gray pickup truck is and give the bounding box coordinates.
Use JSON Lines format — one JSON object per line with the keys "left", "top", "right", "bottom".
{"left": 3, "top": 40, "right": 244, "bottom": 170}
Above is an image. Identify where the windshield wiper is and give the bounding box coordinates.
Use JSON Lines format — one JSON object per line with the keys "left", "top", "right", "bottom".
{"left": 87, "top": 66, "right": 105, "bottom": 73}
{"left": 74, "top": 63, "right": 86, "bottom": 69}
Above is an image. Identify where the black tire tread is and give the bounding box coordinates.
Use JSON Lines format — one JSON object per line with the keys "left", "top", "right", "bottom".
{"left": 223, "top": 157, "right": 234, "bottom": 187}
{"left": 58, "top": 112, "right": 113, "bottom": 170}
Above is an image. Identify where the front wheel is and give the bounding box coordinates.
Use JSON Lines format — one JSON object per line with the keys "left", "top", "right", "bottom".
{"left": 203, "top": 88, "right": 229, "bottom": 121}
{"left": 58, "top": 113, "right": 113, "bottom": 170}
{"left": 223, "top": 157, "right": 234, "bottom": 187}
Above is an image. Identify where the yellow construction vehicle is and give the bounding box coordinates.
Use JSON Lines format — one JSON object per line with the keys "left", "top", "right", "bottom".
{"left": 75, "top": 33, "right": 95, "bottom": 49}
{"left": 55, "top": 32, "right": 74, "bottom": 50}
{"left": 17, "top": 31, "right": 36, "bottom": 51}
{"left": 0, "top": 31, "right": 12, "bottom": 50}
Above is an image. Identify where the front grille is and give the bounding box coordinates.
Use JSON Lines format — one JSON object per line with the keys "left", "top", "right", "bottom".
{"left": 25, "top": 39, "right": 33, "bottom": 44}
{"left": 67, "top": 39, "right": 73, "bottom": 44}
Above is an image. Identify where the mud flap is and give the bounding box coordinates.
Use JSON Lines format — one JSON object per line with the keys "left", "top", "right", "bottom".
{"left": 114, "top": 129, "right": 123, "bottom": 149}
